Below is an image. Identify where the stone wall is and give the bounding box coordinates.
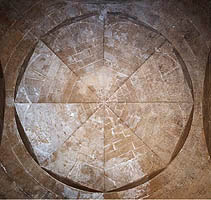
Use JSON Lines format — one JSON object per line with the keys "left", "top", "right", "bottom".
{"left": 0, "top": 0, "right": 211, "bottom": 198}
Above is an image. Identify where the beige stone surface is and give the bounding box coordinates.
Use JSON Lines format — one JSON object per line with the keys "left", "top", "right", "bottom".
{"left": 109, "top": 42, "right": 192, "bottom": 103}
{"left": 104, "top": 15, "right": 165, "bottom": 78}
{"left": 79, "top": 59, "right": 128, "bottom": 101}
{"left": 7, "top": 8, "right": 195, "bottom": 195}
{"left": 15, "top": 41, "right": 99, "bottom": 103}
{"left": 108, "top": 103, "right": 193, "bottom": 163}
{"left": 42, "top": 15, "right": 104, "bottom": 76}
{"left": 104, "top": 106, "right": 163, "bottom": 191}
{"left": 15, "top": 103, "right": 100, "bottom": 163}
{"left": 0, "top": 0, "right": 211, "bottom": 199}
{"left": 42, "top": 106, "right": 104, "bottom": 191}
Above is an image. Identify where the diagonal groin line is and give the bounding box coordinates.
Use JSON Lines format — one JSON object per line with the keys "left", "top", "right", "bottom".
{"left": 40, "top": 39, "right": 78, "bottom": 77}
{"left": 40, "top": 39, "right": 101, "bottom": 102}
{"left": 118, "top": 10, "right": 194, "bottom": 102}
{"left": 169, "top": 104, "right": 194, "bottom": 164}
{"left": 40, "top": 103, "right": 103, "bottom": 167}
{"left": 40, "top": 11, "right": 102, "bottom": 87}
{"left": 106, "top": 167, "right": 166, "bottom": 193}
{"left": 40, "top": 13, "right": 105, "bottom": 100}
{"left": 107, "top": 12, "right": 194, "bottom": 101}
{"left": 107, "top": 102, "right": 194, "bottom": 153}
{"left": 105, "top": 104, "right": 164, "bottom": 165}
{"left": 41, "top": 12, "right": 99, "bottom": 38}
{"left": 105, "top": 39, "right": 167, "bottom": 102}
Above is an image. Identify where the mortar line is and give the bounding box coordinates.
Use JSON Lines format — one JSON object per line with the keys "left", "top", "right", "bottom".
{"left": 105, "top": 39, "right": 167, "bottom": 102}
{"left": 40, "top": 104, "right": 103, "bottom": 166}
{"left": 105, "top": 104, "right": 165, "bottom": 164}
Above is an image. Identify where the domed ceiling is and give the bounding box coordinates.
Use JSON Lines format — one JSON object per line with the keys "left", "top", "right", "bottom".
{"left": 14, "top": 12, "right": 194, "bottom": 192}
{"left": 0, "top": 0, "right": 211, "bottom": 199}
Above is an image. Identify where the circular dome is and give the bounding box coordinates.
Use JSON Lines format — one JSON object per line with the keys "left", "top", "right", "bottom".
{"left": 15, "top": 13, "right": 193, "bottom": 192}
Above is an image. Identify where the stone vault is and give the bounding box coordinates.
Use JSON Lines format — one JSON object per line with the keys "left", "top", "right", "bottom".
{"left": 0, "top": 0, "right": 211, "bottom": 199}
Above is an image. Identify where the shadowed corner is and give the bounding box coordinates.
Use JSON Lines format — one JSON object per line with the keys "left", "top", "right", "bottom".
{"left": 203, "top": 49, "right": 211, "bottom": 159}
{"left": 0, "top": 61, "right": 5, "bottom": 145}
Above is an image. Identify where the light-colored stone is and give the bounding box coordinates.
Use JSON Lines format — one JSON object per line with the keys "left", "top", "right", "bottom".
{"left": 16, "top": 41, "right": 99, "bottom": 103}
{"left": 42, "top": 106, "right": 104, "bottom": 191}
{"left": 15, "top": 103, "right": 100, "bottom": 163}
{"left": 109, "top": 42, "right": 193, "bottom": 103}
{"left": 108, "top": 102, "right": 193, "bottom": 163}
{"left": 1, "top": 1, "right": 210, "bottom": 198}
{"left": 104, "top": 106, "right": 163, "bottom": 191}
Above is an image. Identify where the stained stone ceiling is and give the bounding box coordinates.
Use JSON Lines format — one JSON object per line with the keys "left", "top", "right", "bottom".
{"left": 1, "top": 0, "right": 211, "bottom": 199}
{"left": 15, "top": 12, "right": 194, "bottom": 192}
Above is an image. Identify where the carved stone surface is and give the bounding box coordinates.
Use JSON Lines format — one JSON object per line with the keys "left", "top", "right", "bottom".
{"left": 14, "top": 11, "right": 193, "bottom": 192}
{"left": 0, "top": 0, "right": 210, "bottom": 198}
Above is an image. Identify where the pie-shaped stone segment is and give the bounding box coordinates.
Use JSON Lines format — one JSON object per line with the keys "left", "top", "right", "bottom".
{"left": 16, "top": 41, "right": 99, "bottom": 103}
{"left": 15, "top": 13, "right": 193, "bottom": 192}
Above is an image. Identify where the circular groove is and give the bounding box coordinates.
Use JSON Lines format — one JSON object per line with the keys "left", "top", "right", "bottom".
{"left": 14, "top": 11, "right": 194, "bottom": 193}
